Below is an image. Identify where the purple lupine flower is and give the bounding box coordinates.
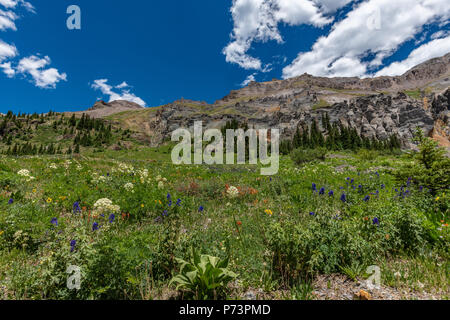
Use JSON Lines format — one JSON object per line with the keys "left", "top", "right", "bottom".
{"left": 109, "top": 214, "right": 115, "bottom": 223}
{"left": 176, "top": 198, "right": 182, "bottom": 206}
{"left": 419, "top": 186, "right": 423, "bottom": 192}
{"left": 8, "top": 198, "right": 13, "bottom": 204}
{"left": 328, "top": 190, "right": 334, "bottom": 197}
{"left": 309, "top": 212, "right": 315, "bottom": 216}
{"left": 167, "top": 193, "right": 171, "bottom": 200}
{"left": 350, "top": 179, "right": 354, "bottom": 184}
{"left": 340, "top": 193, "right": 347, "bottom": 202}
{"left": 70, "top": 240, "right": 76, "bottom": 252}
{"left": 319, "top": 187, "right": 325, "bottom": 195}
{"left": 364, "top": 195, "right": 370, "bottom": 202}
{"left": 407, "top": 178, "right": 412, "bottom": 187}
{"left": 92, "top": 222, "right": 99, "bottom": 231}
{"left": 168, "top": 200, "right": 172, "bottom": 207}
{"left": 312, "top": 183, "right": 317, "bottom": 191}
{"left": 163, "top": 210, "right": 168, "bottom": 217}
{"left": 73, "top": 201, "right": 81, "bottom": 214}
{"left": 198, "top": 206, "right": 204, "bottom": 213}
{"left": 381, "top": 184, "right": 385, "bottom": 189}
{"left": 51, "top": 218, "right": 58, "bottom": 226}
{"left": 373, "top": 217, "right": 380, "bottom": 226}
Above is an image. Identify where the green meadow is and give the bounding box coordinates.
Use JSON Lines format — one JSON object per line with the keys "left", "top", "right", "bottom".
{"left": 0, "top": 145, "right": 448, "bottom": 300}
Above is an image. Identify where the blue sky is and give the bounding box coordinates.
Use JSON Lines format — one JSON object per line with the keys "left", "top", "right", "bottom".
{"left": 0, "top": 0, "right": 449, "bottom": 114}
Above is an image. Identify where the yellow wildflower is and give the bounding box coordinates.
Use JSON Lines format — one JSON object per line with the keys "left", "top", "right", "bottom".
{"left": 46, "top": 198, "right": 53, "bottom": 204}
{"left": 265, "top": 209, "right": 273, "bottom": 216}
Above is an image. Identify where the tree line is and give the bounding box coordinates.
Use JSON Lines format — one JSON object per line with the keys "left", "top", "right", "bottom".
{"left": 280, "top": 113, "right": 401, "bottom": 155}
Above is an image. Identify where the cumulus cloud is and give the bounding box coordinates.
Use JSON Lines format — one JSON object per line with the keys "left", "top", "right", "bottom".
{"left": 0, "top": 0, "right": 34, "bottom": 11}
{"left": 115, "top": 81, "right": 129, "bottom": 89}
{"left": 431, "top": 30, "right": 450, "bottom": 39}
{"left": 375, "top": 36, "right": 450, "bottom": 76}
{"left": 0, "top": 1, "right": 65, "bottom": 88}
{"left": 282, "top": 0, "right": 450, "bottom": 79}
{"left": 0, "top": 8, "right": 17, "bottom": 31}
{"left": 0, "top": 61, "right": 14, "bottom": 76}
{"left": 241, "top": 73, "right": 257, "bottom": 86}
{"left": 91, "top": 79, "right": 147, "bottom": 107}
{"left": 0, "top": 39, "right": 17, "bottom": 61}
{"left": 223, "top": 0, "right": 353, "bottom": 71}
{"left": 17, "top": 55, "right": 67, "bottom": 88}
{"left": 313, "top": 0, "right": 354, "bottom": 13}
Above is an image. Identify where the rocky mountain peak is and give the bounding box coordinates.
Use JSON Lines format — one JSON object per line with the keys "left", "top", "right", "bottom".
{"left": 89, "top": 100, "right": 143, "bottom": 111}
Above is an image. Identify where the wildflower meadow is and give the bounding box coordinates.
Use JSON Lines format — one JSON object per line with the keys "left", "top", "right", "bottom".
{"left": 0, "top": 136, "right": 448, "bottom": 301}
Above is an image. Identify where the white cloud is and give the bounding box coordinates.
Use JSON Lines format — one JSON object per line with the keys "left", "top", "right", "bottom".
{"left": 0, "top": 1, "right": 65, "bottom": 88}
{"left": 241, "top": 73, "right": 256, "bottom": 86}
{"left": 431, "top": 30, "right": 450, "bottom": 39}
{"left": 17, "top": 55, "right": 67, "bottom": 88}
{"left": 0, "top": 0, "right": 34, "bottom": 31}
{"left": 282, "top": 0, "right": 450, "bottom": 79}
{"left": 375, "top": 36, "right": 450, "bottom": 76}
{"left": 91, "top": 79, "right": 147, "bottom": 107}
{"left": 0, "top": 0, "right": 34, "bottom": 12}
{"left": 0, "top": 8, "right": 17, "bottom": 31}
{"left": 0, "top": 39, "right": 17, "bottom": 61}
{"left": 0, "top": 0, "right": 18, "bottom": 8}
{"left": 115, "top": 81, "right": 129, "bottom": 89}
{"left": 313, "top": 0, "right": 353, "bottom": 13}
{"left": 223, "top": 0, "right": 353, "bottom": 70}
{"left": 0, "top": 61, "right": 14, "bottom": 77}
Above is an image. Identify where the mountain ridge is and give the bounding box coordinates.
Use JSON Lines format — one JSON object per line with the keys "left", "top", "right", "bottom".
{"left": 67, "top": 53, "right": 450, "bottom": 150}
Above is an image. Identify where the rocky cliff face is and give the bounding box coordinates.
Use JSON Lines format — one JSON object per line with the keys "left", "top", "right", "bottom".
{"left": 89, "top": 54, "right": 450, "bottom": 150}
{"left": 142, "top": 89, "right": 448, "bottom": 150}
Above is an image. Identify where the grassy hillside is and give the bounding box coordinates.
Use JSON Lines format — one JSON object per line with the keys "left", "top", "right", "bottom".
{"left": 0, "top": 111, "right": 144, "bottom": 156}
{"left": 0, "top": 144, "right": 448, "bottom": 300}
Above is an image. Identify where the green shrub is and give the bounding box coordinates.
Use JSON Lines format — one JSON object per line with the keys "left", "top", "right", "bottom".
{"left": 357, "top": 149, "right": 379, "bottom": 161}
{"left": 266, "top": 213, "right": 375, "bottom": 281}
{"left": 290, "top": 148, "right": 327, "bottom": 166}
{"left": 395, "top": 128, "right": 449, "bottom": 194}
{"left": 170, "top": 248, "right": 237, "bottom": 300}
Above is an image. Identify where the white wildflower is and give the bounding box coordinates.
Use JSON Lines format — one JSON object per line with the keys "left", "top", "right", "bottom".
{"left": 124, "top": 182, "right": 135, "bottom": 193}
{"left": 17, "top": 169, "right": 31, "bottom": 177}
{"left": 93, "top": 198, "right": 121, "bottom": 215}
{"left": 92, "top": 172, "right": 108, "bottom": 184}
{"left": 117, "top": 162, "right": 134, "bottom": 174}
{"left": 227, "top": 186, "right": 239, "bottom": 198}
{"left": 17, "top": 169, "right": 35, "bottom": 181}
